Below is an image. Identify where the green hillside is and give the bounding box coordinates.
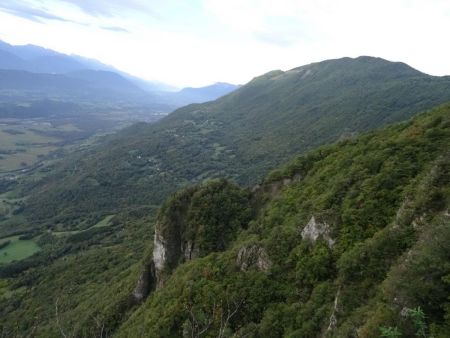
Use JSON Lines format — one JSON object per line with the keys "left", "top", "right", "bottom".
{"left": 21, "top": 56, "right": 450, "bottom": 228}
{"left": 1, "top": 102, "right": 448, "bottom": 337}
{"left": 116, "top": 103, "right": 450, "bottom": 337}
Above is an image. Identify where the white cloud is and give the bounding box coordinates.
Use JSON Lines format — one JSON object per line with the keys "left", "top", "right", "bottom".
{"left": 0, "top": 0, "right": 449, "bottom": 87}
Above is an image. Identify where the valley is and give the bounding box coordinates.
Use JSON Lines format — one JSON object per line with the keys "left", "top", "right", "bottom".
{"left": 0, "top": 103, "right": 165, "bottom": 174}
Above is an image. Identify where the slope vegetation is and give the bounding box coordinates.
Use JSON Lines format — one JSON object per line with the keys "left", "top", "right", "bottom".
{"left": 22, "top": 56, "right": 450, "bottom": 227}
{"left": 117, "top": 103, "right": 450, "bottom": 337}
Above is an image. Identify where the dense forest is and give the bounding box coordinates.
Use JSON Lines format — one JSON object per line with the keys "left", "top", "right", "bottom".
{"left": 113, "top": 104, "right": 450, "bottom": 337}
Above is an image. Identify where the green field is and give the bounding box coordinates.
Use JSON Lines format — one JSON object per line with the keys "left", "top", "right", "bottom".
{"left": 93, "top": 214, "right": 114, "bottom": 228}
{"left": 0, "top": 235, "right": 41, "bottom": 264}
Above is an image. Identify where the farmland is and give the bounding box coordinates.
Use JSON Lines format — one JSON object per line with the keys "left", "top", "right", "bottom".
{"left": 0, "top": 120, "right": 60, "bottom": 172}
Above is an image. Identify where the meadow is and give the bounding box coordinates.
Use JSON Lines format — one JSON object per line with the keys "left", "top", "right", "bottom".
{"left": 0, "top": 235, "right": 41, "bottom": 264}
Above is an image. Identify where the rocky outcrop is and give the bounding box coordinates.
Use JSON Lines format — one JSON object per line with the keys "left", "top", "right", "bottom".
{"left": 131, "top": 261, "right": 156, "bottom": 304}
{"left": 130, "top": 223, "right": 182, "bottom": 304}
{"left": 149, "top": 180, "right": 253, "bottom": 289}
{"left": 152, "top": 225, "right": 200, "bottom": 288}
{"left": 153, "top": 228, "right": 166, "bottom": 271}
{"left": 301, "top": 216, "right": 335, "bottom": 248}
{"left": 182, "top": 240, "right": 199, "bottom": 261}
{"left": 325, "top": 288, "right": 340, "bottom": 335}
{"left": 152, "top": 228, "right": 168, "bottom": 288}
{"left": 236, "top": 245, "right": 271, "bottom": 272}
{"left": 130, "top": 179, "right": 254, "bottom": 306}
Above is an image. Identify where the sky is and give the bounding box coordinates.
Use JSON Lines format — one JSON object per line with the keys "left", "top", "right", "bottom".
{"left": 0, "top": 0, "right": 449, "bottom": 88}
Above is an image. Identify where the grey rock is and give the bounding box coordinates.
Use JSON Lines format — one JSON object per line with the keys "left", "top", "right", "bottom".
{"left": 236, "top": 245, "right": 271, "bottom": 272}
{"left": 301, "top": 216, "right": 335, "bottom": 248}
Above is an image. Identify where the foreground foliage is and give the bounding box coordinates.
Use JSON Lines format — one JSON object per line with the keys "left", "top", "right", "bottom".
{"left": 116, "top": 104, "right": 450, "bottom": 337}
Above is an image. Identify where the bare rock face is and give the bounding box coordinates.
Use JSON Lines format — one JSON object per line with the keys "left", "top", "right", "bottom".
{"left": 236, "top": 245, "right": 271, "bottom": 272}
{"left": 131, "top": 222, "right": 184, "bottom": 303}
{"left": 152, "top": 227, "right": 171, "bottom": 288}
{"left": 152, "top": 224, "right": 199, "bottom": 288}
{"left": 131, "top": 261, "right": 156, "bottom": 304}
{"left": 182, "top": 240, "right": 199, "bottom": 261}
{"left": 153, "top": 228, "right": 166, "bottom": 273}
{"left": 301, "top": 216, "right": 335, "bottom": 248}
{"left": 325, "top": 288, "right": 340, "bottom": 335}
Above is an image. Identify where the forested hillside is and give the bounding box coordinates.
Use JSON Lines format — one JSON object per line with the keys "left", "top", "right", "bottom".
{"left": 117, "top": 103, "right": 450, "bottom": 337}
{"left": 21, "top": 57, "right": 450, "bottom": 229}
{"left": 1, "top": 102, "right": 448, "bottom": 337}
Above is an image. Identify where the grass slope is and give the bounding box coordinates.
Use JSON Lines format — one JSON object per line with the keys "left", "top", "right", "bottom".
{"left": 0, "top": 236, "right": 40, "bottom": 264}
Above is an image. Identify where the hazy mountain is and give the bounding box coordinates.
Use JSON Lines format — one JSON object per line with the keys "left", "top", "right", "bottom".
{"left": 0, "top": 40, "right": 85, "bottom": 73}
{"left": 0, "top": 40, "right": 59, "bottom": 60}
{"left": 27, "top": 54, "right": 87, "bottom": 73}
{"left": 0, "top": 49, "right": 26, "bottom": 69}
{"left": 70, "top": 54, "right": 175, "bottom": 92}
{"left": 0, "top": 69, "right": 149, "bottom": 103}
{"left": 65, "top": 70, "right": 143, "bottom": 93}
{"left": 0, "top": 40, "right": 173, "bottom": 93}
{"left": 0, "top": 40, "right": 237, "bottom": 105}
{"left": 167, "top": 82, "right": 240, "bottom": 104}
{"left": 0, "top": 69, "right": 87, "bottom": 91}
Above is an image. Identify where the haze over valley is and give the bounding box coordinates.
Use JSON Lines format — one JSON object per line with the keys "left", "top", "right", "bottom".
{"left": 0, "top": 39, "right": 239, "bottom": 174}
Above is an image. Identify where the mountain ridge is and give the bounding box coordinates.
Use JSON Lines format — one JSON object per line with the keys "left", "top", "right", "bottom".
{"left": 21, "top": 56, "right": 450, "bottom": 227}
{"left": 0, "top": 39, "right": 240, "bottom": 100}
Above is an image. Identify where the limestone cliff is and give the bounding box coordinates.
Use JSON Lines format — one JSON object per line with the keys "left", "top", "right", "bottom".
{"left": 133, "top": 179, "right": 253, "bottom": 300}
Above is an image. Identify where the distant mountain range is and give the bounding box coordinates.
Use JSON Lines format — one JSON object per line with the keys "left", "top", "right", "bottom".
{"left": 0, "top": 40, "right": 239, "bottom": 107}
{"left": 0, "top": 69, "right": 149, "bottom": 101}
{"left": 0, "top": 40, "right": 114, "bottom": 74}
{"left": 157, "top": 82, "right": 241, "bottom": 106}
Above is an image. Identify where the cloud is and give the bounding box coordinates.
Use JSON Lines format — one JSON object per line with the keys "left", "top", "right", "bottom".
{"left": 101, "top": 26, "right": 129, "bottom": 33}
{"left": 0, "top": 0, "right": 71, "bottom": 23}
{"left": 59, "top": 0, "right": 156, "bottom": 17}
{"left": 1, "top": 0, "right": 449, "bottom": 87}
{"left": 253, "top": 31, "right": 296, "bottom": 47}
{"left": 0, "top": 0, "right": 157, "bottom": 24}
{"left": 253, "top": 16, "right": 314, "bottom": 47}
